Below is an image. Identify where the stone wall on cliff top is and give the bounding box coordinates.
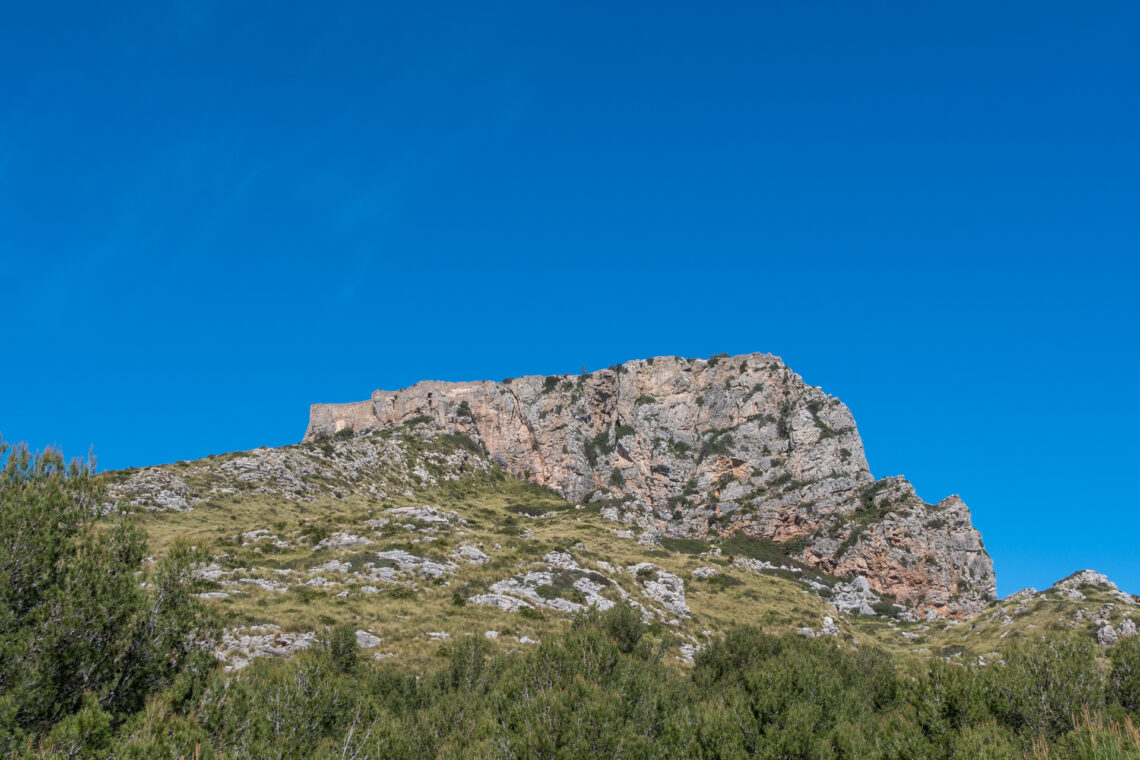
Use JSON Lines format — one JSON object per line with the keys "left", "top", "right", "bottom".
{"left": 305, "top": 353, "right": 995, "bottom": 616}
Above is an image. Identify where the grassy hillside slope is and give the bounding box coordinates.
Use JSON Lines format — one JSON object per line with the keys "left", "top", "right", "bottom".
{"left": 106, "top": 425, "right": 1137, "bottom": 672}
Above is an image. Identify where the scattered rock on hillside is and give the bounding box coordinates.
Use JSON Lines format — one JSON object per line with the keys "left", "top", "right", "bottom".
{"left": 468, "top": 593, "right": 534, "bottom": 612}
{"left": 317, "top": 532, "right": 373, "bottom": 549}
{"left": 216, "top": 626, "right": 316, "bottom": 671}
{"left": 108, "top": 431, "right": 490, "bottom": 510}
{"left": 385, "top": 505, "right": 466, "bottom": 525}
{"left": 375, "top": 550, "right": 457, "bottom": 579}
{"left": 451, "top": 544, "right": 490, "bottom": 564}
{"left": 109, "top": 468, "right": 196, "bottom": 512}
{"left": 1098, "top": 624, "right": 1119, "bottom": 646}
{"left": 829, "top": 576, "right": 881, "bottom": 616}
{"left": 355, "top": 630, "right": 382, "bottom": 648}
{"left": 627, "top": 563, "right": 689, "bottom": 619}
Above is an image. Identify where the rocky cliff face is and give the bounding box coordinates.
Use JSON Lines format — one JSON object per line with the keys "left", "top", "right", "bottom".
{"left": 305, "top": 353, "right": 995, "bottom": 616}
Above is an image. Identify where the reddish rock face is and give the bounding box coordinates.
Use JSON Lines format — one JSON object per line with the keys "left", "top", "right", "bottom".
{"left": 306, "top": 353, "right": 996, "bottom": 616}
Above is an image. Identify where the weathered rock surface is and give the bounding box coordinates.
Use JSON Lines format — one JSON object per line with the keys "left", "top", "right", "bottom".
{"left": 305, "top": 353, "right": 995, "bottom": 616}
{"left": 107, "top": 431, "right": 489, "bottom": 509}
{"left": 215, "top": 626, "right": 316, "bottom": 671}
{"left": 374, "top": 550, "right": 457, "bottom": 579}
{"left": 468, "top": 593, "right": 535, "bottom": 612}
{"left": 828, "top": 576, "right": 882, "bottom": 617}
{"left": 480, "top": 550, "right": 622, "bottom": 616}
{"left": 354, "top": 630, "right": 382, "bottom": 648}
{"left": 627, "top": 563, "right": 690, "bottom": 620}
{"left": 451, "top": 544, "right": 491, "bottom": 565}
{"left": 111, "top": 468, "right": 196, "bottom": 511}
{"left": 1055, "top": 569, "right": 1137, "bottom": 607}
{"left": 797, "top": 616, "right": 838, "bottom": 638}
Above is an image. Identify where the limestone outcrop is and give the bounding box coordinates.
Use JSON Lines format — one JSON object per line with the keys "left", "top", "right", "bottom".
{"left": 304, "top": 353, "right": 996, "bottom": 616}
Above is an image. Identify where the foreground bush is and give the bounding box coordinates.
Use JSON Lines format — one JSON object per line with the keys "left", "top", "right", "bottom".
{"left": 21, "top": 617, "right": 1139, "bottom": 759}
{"left": 0, "top": 439, "right": 211, "bottom": 755}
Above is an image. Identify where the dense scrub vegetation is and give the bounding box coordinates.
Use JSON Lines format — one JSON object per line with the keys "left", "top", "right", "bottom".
{"left": 4, "top": 439, "right": 1140, "bottom": 759}
{"left": 13, "top": 609, "right": 1140, "bottom": 759}
{"left": 0, "top": 440, "right": 213, "bottom": 756}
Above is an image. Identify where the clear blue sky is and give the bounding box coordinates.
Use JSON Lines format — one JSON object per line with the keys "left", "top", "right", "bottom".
{"left": 2, "top": 2, "right": 1137, "bottom": 597}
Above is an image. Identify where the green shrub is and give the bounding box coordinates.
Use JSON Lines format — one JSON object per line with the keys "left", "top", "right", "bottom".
{"left": 584, "top": 431, "right": 614, "bottom": 467}
{"left": 7, "top": 590, "right": 1138, "bottom": 759}
{"left": 1108, "top": 635, "right": 1140, "bottom": 714}
{"left": 660, "top": 536, "right": 708, "bottom": 554}
{"left": 720, "top": 533, "right": 808, "bottom": 568}
{"left": 325, "top": 624, "right": 359, "bottom": 673}
{"left": 0, "top": 439, "right": 209, "bottom": 750}
{"left": 1052, "top": 709, "right": 1140, "bottom": 759}
{"left": 986, "top": 635, "right": 1104, "bottom": 739}
{"left": 439, "top": 433, "right": 482, "bottom": 454}
{"left": 599, "top": 603, "right": 643, "bottom": 654}
{"left": 451, "top": 581, "right": 482, "bottom": 607}
{"left": 442, "top": 636, "right": 491, "bottom": 693}
{"left": 700, "top": 573, "right": 743, "bottom": 589}
{"left": 698, "top": 432, "right": 734, "bottom": 461}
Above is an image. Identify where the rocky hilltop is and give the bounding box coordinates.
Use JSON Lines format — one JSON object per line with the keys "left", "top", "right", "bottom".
{"left": 305, "top": 353, "right": 995, "bottom": 617}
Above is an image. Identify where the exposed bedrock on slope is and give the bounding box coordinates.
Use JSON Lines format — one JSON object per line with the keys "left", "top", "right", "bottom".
{"left": 305, "top": 353, "right": 995, "bottom": 616}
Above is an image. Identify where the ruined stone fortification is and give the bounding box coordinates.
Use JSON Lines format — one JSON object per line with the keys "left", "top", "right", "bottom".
{"left": 304, "top": 353, "right": 995, "bottom": 617}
